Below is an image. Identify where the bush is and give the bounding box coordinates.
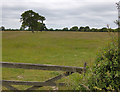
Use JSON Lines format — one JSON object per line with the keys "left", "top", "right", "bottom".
{"left": 88, "top": 38, "right": 120, "bottom": 91}
{"left": 71, "top": 35, "right": 120, "bottom": 91}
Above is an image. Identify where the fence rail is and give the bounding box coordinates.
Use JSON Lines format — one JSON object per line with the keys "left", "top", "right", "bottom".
{"left": 1, "top": 62, "right": 84, "bottom": 73}
{"left": 1, "top": 62, "right": 87, "bottom": 91}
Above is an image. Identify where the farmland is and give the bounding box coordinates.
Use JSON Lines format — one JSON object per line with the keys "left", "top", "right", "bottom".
{"left": 2, "top": 31, "right": 113, "bottom": 90}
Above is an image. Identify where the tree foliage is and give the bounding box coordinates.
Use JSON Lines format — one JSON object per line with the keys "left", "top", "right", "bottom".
{"left": 20, "top": 10, "right": 46, "bottom": 33}
{"left": 62, "top": 27, "right": 69, "bottom": 31}
{"left": 0, "top": 26, "right": 5, "bottom": 31}
{"left": 70, "top": 26, "right": 78, "bottom": 31}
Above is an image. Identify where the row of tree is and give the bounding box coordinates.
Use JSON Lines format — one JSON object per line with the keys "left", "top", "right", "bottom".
{"left": 48, "top": 26, "right": 120, "bottom": 32}
{"left": 1, "top": 25, "right": 120, "bottom": 32}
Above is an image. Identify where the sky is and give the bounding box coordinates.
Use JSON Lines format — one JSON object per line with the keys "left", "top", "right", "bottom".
{"left": 1, "top": 0, "right": 119, "bottom": 29}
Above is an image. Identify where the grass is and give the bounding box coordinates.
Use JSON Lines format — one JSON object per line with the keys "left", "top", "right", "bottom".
{"left": 2, "top": 31, "right": 112, "bottom": 90}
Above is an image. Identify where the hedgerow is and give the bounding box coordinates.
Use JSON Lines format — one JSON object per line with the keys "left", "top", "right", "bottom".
{"left": 88, "top": 38, "right": 120, "bottom": 91}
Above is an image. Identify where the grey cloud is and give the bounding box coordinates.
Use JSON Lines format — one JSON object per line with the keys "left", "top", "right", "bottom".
{"left": 1, "top": 0, "right": 118, "bottom": 29}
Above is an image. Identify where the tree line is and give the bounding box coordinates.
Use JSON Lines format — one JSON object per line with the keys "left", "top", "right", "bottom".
{"left": 1, "top": 25, "right": 119, "bottom": 32}
{"left": 48, "top": 26, "right": 119, "bottom": 32}
{"left": 0, "top": 10, "right": 119, "bottom": 32}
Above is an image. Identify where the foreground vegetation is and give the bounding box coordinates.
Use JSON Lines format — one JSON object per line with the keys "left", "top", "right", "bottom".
{"left": 89, "top": 37, "right": 120, "bottom": 91}
{"left": 71, "top": 34, "right": 120, "bottom": 91}
{"left": 2, "top": 31, "right": 116, "bottom": 90}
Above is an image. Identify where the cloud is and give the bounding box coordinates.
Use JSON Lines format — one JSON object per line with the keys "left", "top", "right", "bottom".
{"left": 1, "top": 0, "right": 118, "bottom": 29}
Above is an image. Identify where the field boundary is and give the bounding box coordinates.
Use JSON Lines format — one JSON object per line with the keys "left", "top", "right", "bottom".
{"left": 1, "top": 62, "right": 87, "bottom": 90}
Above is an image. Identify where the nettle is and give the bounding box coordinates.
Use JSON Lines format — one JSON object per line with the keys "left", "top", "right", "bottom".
{"left": 88, "top": 39, "right": 120, "bottom": 91}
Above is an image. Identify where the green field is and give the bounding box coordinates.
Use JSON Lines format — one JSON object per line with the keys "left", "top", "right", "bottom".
{"left": 2, "top": 31, "right": 112, "bottom": 90}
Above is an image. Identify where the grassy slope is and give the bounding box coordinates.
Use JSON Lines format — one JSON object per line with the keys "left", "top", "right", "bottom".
{"left": 2, "top": 31, "right": 111, "bottom": 90}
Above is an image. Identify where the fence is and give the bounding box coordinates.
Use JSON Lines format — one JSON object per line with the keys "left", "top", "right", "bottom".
{"left": 0, "top": 62, "right": 87, "bottom": 90}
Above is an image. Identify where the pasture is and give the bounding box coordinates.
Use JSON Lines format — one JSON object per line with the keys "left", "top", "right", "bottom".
{"left": 2, "top": 31, "right": 112, "bottom": 90}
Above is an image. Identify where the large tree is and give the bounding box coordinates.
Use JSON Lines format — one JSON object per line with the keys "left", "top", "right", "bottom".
{"left": 0, "top": 26, "right": 5, "bottom": 31}
{"left": 20, "top": 10, "right": 46, "bottom": 33}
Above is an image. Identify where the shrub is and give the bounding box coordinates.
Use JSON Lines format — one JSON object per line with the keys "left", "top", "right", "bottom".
{"left": 88, "top": 38, "right": 120, "bottom": 91}
{"left": 72, "top": 35, "right": 120, "bottom": 91}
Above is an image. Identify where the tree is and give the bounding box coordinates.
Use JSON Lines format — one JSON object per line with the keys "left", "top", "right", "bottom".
{"left": 100, "top": 27, "right": 107, "bottom": 32}
{"left": 37, "top": 22, "right": 47, "bottom": 31}
{"left": 70, "top": 26, "right": 78, "bottom": 31}
{"left": 0, "top": 26, "right": 5, "bottom": 31}
{"left": 91, "top": 28, "right": 97, "bottom": 32}
{"left": 49, "top": 28, "right": 54, "bottom": 31}
{"left": 62, "top": 27, "right": 69, "bottom": 31}
{"left": 79, "top": 26, "right": 84, "bottom": 32}
{"left": 20, "top": 10, "right": 46, "bottom": 33}
{"left": 40, "top": 16, "right": 46, "bottom": 24}
{"left": 84, "top": 26, "right": 90, "bottom": 32}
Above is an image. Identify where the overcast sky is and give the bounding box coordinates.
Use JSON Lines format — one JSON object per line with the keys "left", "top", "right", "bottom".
{"left": 1, "top": 0, "right": 119, "bottom": 29}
